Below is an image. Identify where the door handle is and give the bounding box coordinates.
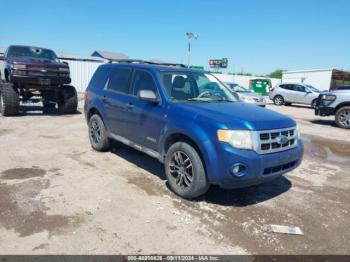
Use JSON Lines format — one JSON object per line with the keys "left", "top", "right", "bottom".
{"left": 125, "top": 103, "right": 134, "bottom": 110}
{"left": 102, "top": 96, "right": 108, "bottom": 102}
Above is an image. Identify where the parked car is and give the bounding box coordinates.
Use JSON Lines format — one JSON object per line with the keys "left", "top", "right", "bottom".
{"left": 225, "top": 83, "right": 266, "bottom": 107}
{"left": 84, "top": 61, "right": 304, "bottom": 199}
{"left": 0, "top": 45, "right": 77, "bottom": 116}
{"left": 315, "top": 90, "right": 350, "bottom": 129}
{"left": 269, "top": 83, "right": 320, "bottom": 108}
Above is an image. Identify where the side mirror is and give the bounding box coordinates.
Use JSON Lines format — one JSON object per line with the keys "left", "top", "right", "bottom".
{"left": 62, "top": 61, "right": 68, "bottom": 65}
{"left": 138, "top": 90, "right": 159, "bottom": 103}
{"left": 0, "top": 55, "right": 4, "bottom": 61}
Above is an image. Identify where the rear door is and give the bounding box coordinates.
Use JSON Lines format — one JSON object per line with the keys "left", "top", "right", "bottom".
{"left": 103, "top": 67, "right": 133, "bottom": 138}
{"left": 279, "top": 84, "right": 294, "bottom": 102}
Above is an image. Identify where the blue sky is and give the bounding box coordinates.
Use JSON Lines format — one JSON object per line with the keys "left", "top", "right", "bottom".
{"left": 1, "top": 0, "right": 349, "bottom": 75}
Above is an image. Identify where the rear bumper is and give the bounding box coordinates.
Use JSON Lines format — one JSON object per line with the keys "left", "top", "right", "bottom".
{"left": 11, "top": 75, "right": 71, "bottom": 86}
{"left": 213, "top": 141, "right": 304, "bottom": 189}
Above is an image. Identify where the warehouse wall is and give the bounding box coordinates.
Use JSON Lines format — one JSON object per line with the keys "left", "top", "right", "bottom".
{"left": 282, "top": 70, "right": 333, "bottom": 91}
{"left": 61, "top": 59, "right": 104, "bottom": 92}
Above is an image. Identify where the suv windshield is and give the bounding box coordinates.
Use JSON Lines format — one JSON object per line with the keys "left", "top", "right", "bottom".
{"left": 7, "top": 46, "right": 59, "bottom": 62}
{"left": 159, "top": 71, "right": 237, "bottom": 102}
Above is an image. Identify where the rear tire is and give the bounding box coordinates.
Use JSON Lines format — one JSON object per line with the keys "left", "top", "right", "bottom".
{"left": 165, "top": 142, "right": 209, "bottom": 199}
{"left": 57, "top": 85, "right": 78, "bottom": 114}
{"left": 0, "top": 83, "right": 19, "bottom": 116}
{"left": 335, "top": 106, "right": 350, "bottom": 129}
{"left": 273, "top": 95, "right": 284, "bottom": 106}
{"left": 88, "top": 114, "right": 111, "bottom": 151}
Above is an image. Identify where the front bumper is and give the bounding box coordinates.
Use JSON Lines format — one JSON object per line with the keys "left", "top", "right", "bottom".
{"left": 213, "top": 141, "right": 304, "bottom": 189}
{"left": 11, "top": 75, "right": 71, "bottom": 86}
{"left": 315, "top": 106, "right": 335, "bottom": 116}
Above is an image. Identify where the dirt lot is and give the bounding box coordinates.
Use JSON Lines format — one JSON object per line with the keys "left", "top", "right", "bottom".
{"left": 0, "top": 103, "right": 349, "bottom": 255}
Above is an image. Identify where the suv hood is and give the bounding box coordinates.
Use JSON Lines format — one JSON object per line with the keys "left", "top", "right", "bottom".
{"left": 173, "top": 102, "right": 295, "bottom": 130}
{"left": 9, "top": 57, "right": 68, "bottom": 68}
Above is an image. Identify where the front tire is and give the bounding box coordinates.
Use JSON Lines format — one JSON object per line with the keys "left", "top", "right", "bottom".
{"left": 335, "top": 106, "right": 350, "bottom": 129}
{"left": 88, "top": 114, "right": 111, "bottom": 151}
{"left": 273, "top": 95, "right": 284, "bottom": 106}
{"left": 57, "top": 85, "right": 78, "bottom": 114}
{"left": 311, "top": 99, "right": 318, "bottom": 109}
{"left": 165, "top": 142, "right": 209, "bottom": 199}
{"left": 0, "top": 83, "right": 19, "bottom": 116}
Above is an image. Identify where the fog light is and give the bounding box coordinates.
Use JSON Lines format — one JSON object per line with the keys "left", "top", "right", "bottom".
{"left": 231, "top": 164, "right": 246, "bottom": 177}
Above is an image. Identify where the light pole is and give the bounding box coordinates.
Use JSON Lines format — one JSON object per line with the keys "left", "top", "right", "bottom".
{"left": 186, "top": 32, "right": 198, "bottom": 68}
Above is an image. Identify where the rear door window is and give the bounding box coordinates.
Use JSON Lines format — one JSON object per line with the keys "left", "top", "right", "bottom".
{"left": 107, "top": 68, "right": 132, "bottom": 94}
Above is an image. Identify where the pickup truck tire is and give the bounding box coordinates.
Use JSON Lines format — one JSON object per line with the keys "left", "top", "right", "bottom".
{"left": 0, "top": 83, "right": 19, "bottom": 116}
{"left": 57, "top": 85, "right": 78, "bottom": 114}
{"left": 43, "top": 101, "right": 56, "bottom": 109}
{"left": 165, "top": 142, "right": 209, "bottom": 199}
{"left": 311, "top": 99, "right": 318, "bottom": 109}
{"left": 335, "top": 106, "right": 350, "bottom": 129}
{"left": 88, "top": 114, "right": 111, "bottom": 151}
{"left": 273, "top": 95, "right": 284, "bottom": 106}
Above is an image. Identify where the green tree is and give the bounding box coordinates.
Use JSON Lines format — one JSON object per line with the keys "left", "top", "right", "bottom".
{"left": 266, "top": 69, "right": 284, "bottom": 79}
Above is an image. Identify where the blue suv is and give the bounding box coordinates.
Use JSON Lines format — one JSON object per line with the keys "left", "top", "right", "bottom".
{"left": 84, "top": 61, "right": 303, "bottom": 199}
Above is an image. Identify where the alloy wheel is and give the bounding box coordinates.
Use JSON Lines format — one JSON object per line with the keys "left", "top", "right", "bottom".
{"left": 90, "top": 119, "right": 102, "bottom": 145}
{"left": 274, "top": 96, "right": 283, "bottom": 105}
{"left": 338, "top": 109, "right": 350, "bottom": 128}
{"left": 169, "top": 151, "right": 194, "bottom": 188}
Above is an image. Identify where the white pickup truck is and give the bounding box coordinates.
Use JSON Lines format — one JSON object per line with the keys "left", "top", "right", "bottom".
{"left": 315, "top": 90, "right": 350, "bottom": 129}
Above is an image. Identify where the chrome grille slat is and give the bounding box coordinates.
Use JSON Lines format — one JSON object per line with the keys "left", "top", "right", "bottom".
{"left": 257, "top": 127, "right": 297, "bottom": 154}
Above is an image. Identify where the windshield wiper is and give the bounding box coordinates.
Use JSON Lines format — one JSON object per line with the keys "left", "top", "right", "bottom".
{"left": 186, "top": 98, "right": 210, "bottom": 102}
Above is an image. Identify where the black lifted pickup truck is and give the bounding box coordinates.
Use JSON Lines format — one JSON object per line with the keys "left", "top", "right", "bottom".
{"left": 0, "top": 45, "right": 78, "bottom": 116}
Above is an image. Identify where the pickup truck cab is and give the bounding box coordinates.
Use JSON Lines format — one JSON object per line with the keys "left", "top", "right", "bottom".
{"left": 84, "top": 61, "right": 304, "bottom": 199}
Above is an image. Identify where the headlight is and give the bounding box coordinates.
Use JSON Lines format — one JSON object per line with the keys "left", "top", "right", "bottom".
{"left": 217, "top": 130, "right": 254, "bottom": 150}
{"left": 59, "top": 67, "right": 70, "bottom": 72}
{"left": 321, "top": 94, "right": 336, "bottom": 106}
{"left": 322, "top": 94, "right": 336, "bottom": 101}
{"left": 12, "top": 64, "right": 26, "bottom": 70}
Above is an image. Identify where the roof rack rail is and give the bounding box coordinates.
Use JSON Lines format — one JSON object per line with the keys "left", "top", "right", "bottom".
{"left": 109, "top": 59, "right": 187, "bottom": 68}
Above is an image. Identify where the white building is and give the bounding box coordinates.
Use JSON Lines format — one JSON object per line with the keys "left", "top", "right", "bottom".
{"left": 282, "top": 69, "right": 350, "bottom": 91}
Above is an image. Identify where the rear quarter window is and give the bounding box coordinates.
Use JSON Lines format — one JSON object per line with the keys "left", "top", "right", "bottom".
{"left": 107, "top": 68, "right": 132, "bottom": 94}
{"left": 87, "top": 66, "right": 110, "bottom": 89}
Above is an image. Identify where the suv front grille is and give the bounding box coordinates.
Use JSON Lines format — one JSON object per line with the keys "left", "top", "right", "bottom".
{"left": 257, "top": 127, "right": 297, "bottom": 154}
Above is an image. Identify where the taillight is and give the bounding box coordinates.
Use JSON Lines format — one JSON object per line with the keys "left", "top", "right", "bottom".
{"left": 270, "top": 87, "right": 275, "bottom": 92}
{"left": 83, "top": 91, "right": 89, "bottom": 103}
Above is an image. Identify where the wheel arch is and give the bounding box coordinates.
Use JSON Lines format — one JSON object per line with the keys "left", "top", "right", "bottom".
{"left": 87, "top": 106, "right": 103, "bottom": 121}
{"left": 335, "top": 102, "right": 350, "bottom": 113}
{"left": 160, "top": 127, "right": 219, "bottom": 183}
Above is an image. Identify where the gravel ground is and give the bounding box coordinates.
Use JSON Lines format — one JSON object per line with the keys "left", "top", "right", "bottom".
{"left": 0, "top": 103, "right": 349, "bottom": 255}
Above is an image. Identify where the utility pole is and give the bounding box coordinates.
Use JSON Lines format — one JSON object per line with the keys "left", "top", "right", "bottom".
{"left": 186, "top": 32, "right": 198, "bottom": 68}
